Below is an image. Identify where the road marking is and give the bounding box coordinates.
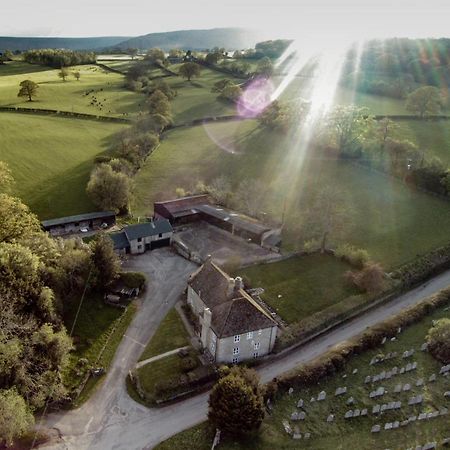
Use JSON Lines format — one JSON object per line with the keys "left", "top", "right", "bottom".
{"left": 123, "top": 334, "right": 145, "bottom": 347}
{"left": 84, "top": 416, "right": 93, "bottom": 434}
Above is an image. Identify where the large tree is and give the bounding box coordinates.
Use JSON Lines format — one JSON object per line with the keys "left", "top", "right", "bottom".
{"left": 0, "top": 388, "right": 34, "bottom": 447}
{"left": 326, "top": 105, "right": 371, "bottom": 154}
{"left": 405, "top": 86, "right": 442, "bottom": 118}
{"left": 145, "top": 48, "right": 166, "bottom": 65}
{"left": 90, "top": 233, "right": 121, "bottom": 291}
{"left": 255, "top": 56, "right": 273, "bottom": 78}
{"left": 58, "top": 67, "right": 69, "bottom": 82}
{"left": 208, "top": 366, "right": 265, "bottom": 437}
{"left": 426, "top": 318, "right": 450, "bottom": 364}
{"left": 147, "top": 89, "right": 171, "bottom": 116}
{"left": 178, "top": 62, "right": 201, "bottom": 82}
{"left": 17, "top": 80, "right": 39, "bottom": 102}
{"left": 86, "top": 163, "right": 132, "bottom": 212}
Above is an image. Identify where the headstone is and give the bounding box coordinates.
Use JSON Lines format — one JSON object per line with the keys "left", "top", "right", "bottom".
{"left": 346, "top": 396, "right": 354, "bottom": 405}
{"left": 310, "top": 397, "right": 315, "bottom": 403}
{"left": 392, "top": 366, "right": 398, "bottom": 375}
{"left": 352, "top": 369, "right": 358, "bottom": 374}
{"left": 393, "top": 421, "right": 399, "bottom": 429}
{"left": 335, "top": 387, "right": 347, "bottom": 396}
{"left": 365, "top": 375, "right": 372, "bottom": 384}
{"left": 422, "top": 442, "right": 437, "bottom": 450}
{"left": 288, "top": 388, "right": 294, "bottom": 396}
{"left": 394, "top": 384, "right": 402, "bottom": 393}
{"left": 297, "top": 399, "right": 304, "bottom": 408}
{"left": 421, "top": 342, "right": 428, "bottom": 351}
{"left": 416, "top": 394, "right": 423, "bottom": 404}
{"left": 361, "top": 408, "right": 368, "bottom": 416}
{"left": 327, "top": 414, "right": 334, "bottom": 423}
{"left": 282, "top": 420, "right": 292, "bottom": 434}
{"left": 416, "top": 378, "right": 424, "bottom": 387}
{"left": 372, "top": 404, "right": 381, "bottom": 414}
{"left": 353, "top": 409, "right": 360, "bottom": 417}
{"left": 342, "top": 374, "right": 347, "bottom": 379}
{"left": 386, "top": 371, "right": 392, "bottom": 380}
{"left": 429, "top": 374, "right": 436, "bottom": 382}
{"left": 397, "top": 327, "right": 402, "bottom": 334}
{"left": 403, "top": 350, "right": 409, "bottom": 358}
{"left": 412, "top": 361, "right": 418, "bottom": 370}
{"left": 406, "top": 363, "right": 412, "bottom": 372}
{"left": 391, "top": 337, "right": 396, "bottom": 341}
{"left": 418, "top": 413, "right": 427, "bottom": 420}
{"left": 401, "top": 420, "right": 409, "bottom": 427}
{"left": 376, "top": 387, "right": 385, "bottom": 396}
{"left": 445, "top": 391, "right": 450, "bottom": 398}
{"left": 381, "top": 404, "right": 387, "bottom": 412}
{"left": 394, "top": 401, "right": 402, "bottom": 409}
{"left": 317, "top": 391, "right": 326, "bottom": 401}
{"left": 400, "top": 367, "right": 405, "bottom": 374}
{"left": 291, "top": 412, "right": 299, "bottom": 421}
{"left": 298, "top": 411, "right": 306, "bottom": 420}
{"left": 371, "top": 424, "right": 381, "bottom": 433}
{"left": 403, "top": 383, "right": 411, "bottom": 392}
{"left": 293, "top": 426, "right": 301, "bottom": 440}
{"left": 384, "top": 422, "right": 393, "bottom": 430}
{"left": 344, "top": 410, "right": 353, "bottom": 419}
{"left": 439, "top": 407, "right": 448, "bottom": 415}
{"left": 381, "top": 337, "right": 387, "bottom": 344}
{"left": 304, "top": 432, "right": 311, "bottom": 439}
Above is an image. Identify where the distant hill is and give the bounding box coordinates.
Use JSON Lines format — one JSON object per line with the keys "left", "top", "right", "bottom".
{"left": 113, "top": 28, "right": 266, "bottom": 51}
{"left": 0, "top": 36, "right": 131, "bottom": 52}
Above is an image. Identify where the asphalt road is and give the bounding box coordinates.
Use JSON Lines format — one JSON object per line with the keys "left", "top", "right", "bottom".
{"left": 38, "top": 258, "right": 450, "bottom": 450}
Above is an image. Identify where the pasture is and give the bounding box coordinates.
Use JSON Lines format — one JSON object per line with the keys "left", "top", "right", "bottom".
{"left": 0, "top": 61, "right": 142, "bottom": 117}
{"left": 156, "top": 305, "right": 450, "bottom": 450}
{"left": 134, "top": 119, "right": 450, "bottom": 268}
{"left": 0, "top": 112, "right": 127, "bottom": 218}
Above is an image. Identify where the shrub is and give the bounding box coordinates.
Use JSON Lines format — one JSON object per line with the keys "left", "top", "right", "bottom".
{"left": 426, "top": 318, "right": 450, "bottom": 364}
{"left": 335, "top": 243, "right": 370, "bottom": 268}
{"left": 180, "top": 356, "right": 199, "bottom": 373}
{"left": 94, "top": 155, "right": 111, "bottom": 164}
{"left": 119, "top": 271, "right": 147, "bottom": 289}
{"left": 345, "top": 263, "right": 385, "bottom": 293}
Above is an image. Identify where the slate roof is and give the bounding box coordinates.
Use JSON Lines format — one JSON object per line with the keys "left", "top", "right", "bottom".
{"left": 41, "top": 211, "right": 115, "bottom": 228}
{"left": 124, "top": 220, "right": 173, "bottom": 241}
{"left": 110, "top": 231, "right": 129, "bottom": 250}
{"left": 154, "top": 195, "right": 210, "bottom": 216}
{"left": 189, "top": 259, "right": 277, "bottom": 338}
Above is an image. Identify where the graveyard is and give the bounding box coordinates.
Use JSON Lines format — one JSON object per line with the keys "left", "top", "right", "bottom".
{"left": 156, "top": 304, "right": 450, "bottom": 450}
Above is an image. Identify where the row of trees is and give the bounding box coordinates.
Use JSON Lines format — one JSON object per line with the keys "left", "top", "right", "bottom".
{"left": 23, "top": 49, "right": 96, "bottom": 68}
{"left": 0, "top": 162, "right": 121, "bottom": 446}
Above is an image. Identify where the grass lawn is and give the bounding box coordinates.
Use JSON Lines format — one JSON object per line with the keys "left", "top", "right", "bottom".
{"left": 166, "top": 65, "right": 238, "bottom": 124}
{"left": 134, "top": 120, "right": 450, "bottom": 269}
{"left": 239, "top": 254, "right": 357, "bottom": 324}
{"left": 0, "top": 112, "right": 128, "bottom": 219}
{"left": 0, "top": 60, "right": 50, "bottom": 76}
{"left": 139, "top": 307, "right": 190, "bottom": 361}
{"left": 62, "top": 293, "right": 137, "bottom": 406}
{"left": 156, "top": 306, "right": 450, "bottom": 450}
{"left": 0, "top": 61, "right": 143, "bottom": 117}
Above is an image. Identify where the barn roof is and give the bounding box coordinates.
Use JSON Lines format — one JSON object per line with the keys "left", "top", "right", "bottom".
{"left": 41, "top": 211, "right": 115, "bottom": 228}
{"left": 124, "top": 220, "right": 173, "bottom": 241}
{"left": 154, "top": 195, "right": 210, "bottom": 216}
{"left": 110, "top": 231, "right": 129, "bottom": 250}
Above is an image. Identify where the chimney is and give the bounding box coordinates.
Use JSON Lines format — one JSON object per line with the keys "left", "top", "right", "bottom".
{"left": 201, "top": 307, "right": 212, "bottom": 347}
{"left": 234, "top": 276, "right": 244, "bottom": 290}
{"left": 227, "top": 277, "right": 244, "bottom": 298}
{"left": 227, "top": 277, "right": 235, "bottom": 298}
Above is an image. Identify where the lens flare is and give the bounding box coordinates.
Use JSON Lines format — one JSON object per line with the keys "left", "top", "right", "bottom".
{"left": 237, "top": 78, "right": 274, "bottom": 118}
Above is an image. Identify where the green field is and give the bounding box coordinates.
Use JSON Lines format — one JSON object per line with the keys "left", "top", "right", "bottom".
{"left": 0, "top": 61, "right": 143, "bottom": 117}
{"left": 0, "top": 112, "right": 128, "bottom": 218}
{"left": 134, "top": 119, "right": 450, "bottom": 268}
{"left": 156, "top": 306, "right": 450, "bottom": 450}
{"left": 239, "top": 254, "right": 357, "bottom": 324}
{"left": 166, "top": 64, "right": 237, "bottom": 124}
{"left": 139, "top": 308, "right": 190, "bottom": 361}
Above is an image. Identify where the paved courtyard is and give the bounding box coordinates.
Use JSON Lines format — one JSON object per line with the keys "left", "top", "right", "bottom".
{"left": 175, "top": 221, "right": 282, "bottom": 266}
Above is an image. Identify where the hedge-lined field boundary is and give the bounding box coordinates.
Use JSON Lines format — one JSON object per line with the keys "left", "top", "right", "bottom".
{"left": 0, "top": 106, "right": 131, "bottom": 123}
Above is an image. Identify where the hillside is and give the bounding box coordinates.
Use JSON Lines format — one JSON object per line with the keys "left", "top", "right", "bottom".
{"left": 0, "top": 35, "right": 130, "bottom": 52}
{"left": 113, "top": 27, "right": 265, "bottom": 51}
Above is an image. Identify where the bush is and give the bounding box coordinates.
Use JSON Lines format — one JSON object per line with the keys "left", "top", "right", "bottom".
{"left": 426, "top": 318, "right": 450, "bottom": 364}
{"left": 94, "top": 155, "right": 111, "bottom": 164}
{"left": 119, "top": 271, "right": 147, "bottom": 289}
{"left": 335, "top": 243, "right": 370, "bottom": 268}
{"left": 180, "top": 356, "right": 199, "bottom": 373}
{"left": 345, "top": 263, "right": 385, "bottom": 293}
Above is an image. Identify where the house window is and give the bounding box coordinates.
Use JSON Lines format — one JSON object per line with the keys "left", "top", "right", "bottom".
{"left": 258, "top": 329, "right": 263, "bottom": 336}
{"left": 234, "top": 335, "right": 240, "bottom": 343}
{"left": 137, "top": 237, "right": 142, "bottom": 242}
{"left": 211, "top": 333, "right": 217, "bottom": 343}
{"left": 159, "top": 233, "right": 162, "bottom": 238}
{"left": 137, "top": 244, "right": 142, "bottom": 250}
{"left": 246, "top": 331, "right": 253, "bottom": 340}
{"left": 254, "top": 342, "right": 260, "bottom": 350}
{"left": 210, "top": 342, "right": 216, "bottom": 354}
{"left": 232, "top": 357, "right": 239, "bottom": 364}
{"left": 253, "top": 352, "right": 259, "bottom": 359}
{"left": 233, "top": 347, "right": 239, "bottom": 355}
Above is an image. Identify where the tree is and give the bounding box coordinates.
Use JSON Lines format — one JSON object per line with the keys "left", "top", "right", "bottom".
{"left": 0, "top": 194, "right": 41, "bottom": 243}
{"left": 169, "top": 48, "right": 183, "bottom": 58}
{"left": 0, "top": 388, "right": 34, "bottom": 447}
{"left": 17, "top": 79, "right": 38, "bottom": 102}
{"left": 147, "top": 89, "right": 171, "bottom": 116}
{"left": 145, "top": 48, "right": 166, "bottom": 65}
{"left": 178, "top": 62, "right": 201, "bottom": 82}
{"left": 127, "top": 48, "right": 138, "bottom": 59}
{"left": 326, "top": 105, "right": 371, "bottom": 154}
{"left": 405, "top": 86, "right": 442, "bottom": 118}
{"left": 255, "top": 56, "right": 273, "bottom": 78}
{"left": 206, "top": 176, "right": 232, "bottom": 205}
{"left": 205, "top": 52, "right": 220, "bottom": 65}
{"left": 211, "top": 79, "right": 233, "bottom": 93}
{"left": 58, "top": 67, "right": 69, "bottom": 82}
{"left": 220, "top": 84, "right": 242, "bottom": 103}
{"left": 258, "top": 100, "right": 307, "bottom": 131}
{"left": 0, "top": 162, "right": 14, "bottom": 193}
{"left": 72, "top": 70, "right": 81, "bottom": 81}
{"left": 345, "top": 262, "right": 385, "bottom": 293}
{"left": 90, "top": 233, "right": 120, "bottom": 290}
{"left": 300, "top": 185, "right": 350, "bottom": 252}
{"left": 208, "top": 366, "right": 265, "bottom": 437}
{"left": 426, "top": 318, "right": 450, "bottom": 364}
{"left": 235, "top": 179, "right": 267, "bottom": 218}
{"left": 86, "top": 163, "right": 132, "bottom": 212}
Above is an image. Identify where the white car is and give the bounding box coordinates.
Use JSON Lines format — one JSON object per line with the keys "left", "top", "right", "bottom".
{"left": 80, "top": 227, "right": 89, "bottom": 233}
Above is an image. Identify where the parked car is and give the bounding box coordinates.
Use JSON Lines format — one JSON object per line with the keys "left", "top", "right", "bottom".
{"left": 80, "top": 227, "right": 89, "bottom": 233}
{"left": 100, "top": 222, "right": 108, "bottom": 229}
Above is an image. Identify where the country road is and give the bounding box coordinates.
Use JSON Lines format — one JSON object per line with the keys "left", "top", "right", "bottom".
{"left": 38, "top": 253, "right": 450, "bottom": 450}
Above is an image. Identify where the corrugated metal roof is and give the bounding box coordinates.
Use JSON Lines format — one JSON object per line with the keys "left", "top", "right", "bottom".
{"left": 41, "top": 211, "right": 115, "bottom": 228}
{"left": 124, "top": 219, "right": 173, "bottom": 241}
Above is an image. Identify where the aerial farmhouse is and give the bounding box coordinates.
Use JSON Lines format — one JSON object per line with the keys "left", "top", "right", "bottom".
{"left": 187, "top": 257, "right": 278, "bottom": 364}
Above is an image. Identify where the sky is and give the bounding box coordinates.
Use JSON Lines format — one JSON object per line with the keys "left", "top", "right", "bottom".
{"left": 2, "top": 0, "right": 450, "bottom": 40}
